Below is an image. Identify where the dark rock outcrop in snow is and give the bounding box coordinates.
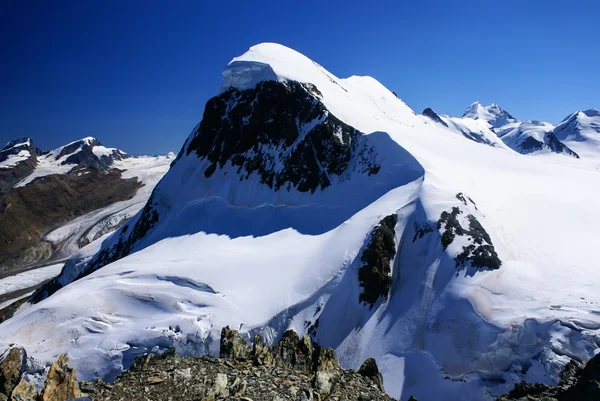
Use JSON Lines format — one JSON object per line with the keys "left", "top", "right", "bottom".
{"left": 544, "top": 132, "right": 579, "bottom": 158}
{"left": 413, "top": 194, "right": 501, "bottom": 270}
{"left": 358, "top": 214, "right": 398, "bottom": 307}
{"left": 437, "top": 205, "right": 501, "bottom": 270}
{"left": 422, "top": 107, "right": 448, "bottom": 127}
{"left": 497, "top": 353, "right": 600, "bottom": 401}
{"left": 185, "top": 80, "right": 380, "bottom": 194}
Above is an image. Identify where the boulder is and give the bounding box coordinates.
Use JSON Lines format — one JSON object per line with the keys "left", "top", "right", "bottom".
{"left": 220, "top": 326, "right": 250, "bottom": 359}
{"left": 358, "top": 357, "right": 385, "bottom": 392}
{"left": 38, "top": 355, "right": 84, "bottom": 401}
{"left": 9, "top": 378, "right": 36, "bottom": 401}
{"left": 0, "top": 347, "right": 26, "bottom": 398}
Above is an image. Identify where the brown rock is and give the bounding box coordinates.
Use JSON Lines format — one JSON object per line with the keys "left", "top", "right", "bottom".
{"left": 9, "top": 378, "right": 36, "bottom": 401}
{"left": 38, "top": 355, "right": 84, "bottom": 401}
{"left": 0, "top": 347, "right": 26, "bottom": 398}
{"left": 220, "top": 326, "right": 250, "bottom": 359}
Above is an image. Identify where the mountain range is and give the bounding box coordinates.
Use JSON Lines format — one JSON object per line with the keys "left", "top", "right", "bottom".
{"left": 1, "top": 43, "right": 599, "bottom": 401}
{"left": 0, "top": 136, "right": 173, "bottom": 278}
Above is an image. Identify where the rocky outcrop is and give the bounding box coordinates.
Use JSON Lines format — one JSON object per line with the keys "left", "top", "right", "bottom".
{"left": 422, "top": 107, "right": 448, "bottom": 127}
{"left": 0, "top": 328, "right": 411, "bottom": 401}
{"left": 358, "top": 214, "right": 398, "bottom": 307}
{"left": 497, "top": 353, "right": 600, "bottom": 401}
{"left": 185, "top": 80, "right": 379, "bottom": 194}
{"left": 9, "top": 378, "right": 37, "bottom": 401}
{"left": 79, "top": 327, "right": 397, "bottom": 401}
{"left": 437, "top": 202, "right": 501, "bottom": 270}
{"left": 38, "top": 355, "right": 85, "bottom": 401}
{"left": 0, "top": 347, "right": 26, "bottom": 398}
{"left": 219, "top": 326, "right": 250, "bottom": 359}
{"left": 0, "top": 353, "right": 85, "bottom": 401}
{"left": 544, "top": 132, "right": 579, "bottom": 158}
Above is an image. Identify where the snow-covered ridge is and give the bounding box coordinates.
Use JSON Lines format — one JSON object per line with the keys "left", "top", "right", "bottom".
{"left": 0, "top": 137, "right": 37, "bottom": 169}
{"left": 1, "top": 43, "right": 600, "bottom": 401}
{"left": 462, "top": 102, "right": 517, "bottom": 128}
{"left": 10, "top": 136, "right": 130, "bottom": 188}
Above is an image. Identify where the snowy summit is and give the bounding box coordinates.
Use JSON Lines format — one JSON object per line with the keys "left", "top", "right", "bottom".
{"left": 1, "top": 43, "right": 600, "bottom": 401}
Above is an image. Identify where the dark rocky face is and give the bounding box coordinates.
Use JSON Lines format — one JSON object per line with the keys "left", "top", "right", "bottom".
{"left": 184, "top": 80, "right": 379, "bottom": 194}
{"left": 497, "top": 353, "right": 600, "bottom": 401}
{"left": 544, "top": 132, "right": 579, "bottom": 158}
{"left": 436, "top": 201, "right": 501, "bottom": 270}
{"left": 358, "top": 214, "right": 398, "bottom": 307}
{"left": 422, "top": 108, "right": 448, "bottom": 128}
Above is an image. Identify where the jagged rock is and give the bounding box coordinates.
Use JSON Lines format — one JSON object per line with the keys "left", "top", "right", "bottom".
{"left": 497, "top": 353, "right": 600, "bottom": 401}
{"left": 220, "top": 326, "right": 250, "bottom": 359}
{"left": 358, "top": 358, "right": 384, "bottom": 392}
{"left": 184, "top": 80, "right": 380, "bottom": 194}
{"left": 358, "top": 214, "right": 398, "bottom": 307}
{"left": 0, "top": 347, "right": 26, "bottom": 398}
{"left": 273, "top": 330, "right": 301, "bottom": 368}
{"left": 252, "top": 334, "right": 273, "bottom": 366}
{"left": 295, "top": 335, "right": 314, "bottom": 372}
{"left": 436, "top": 205, "right": 501, "bottom": 270}
{"left": 38, "top": 354, "right": 84, "bottom": 401}
{"left": 9, "top": 378, "right": 36, "bottom": 401}
{"left": 79, "top": 328, "right": 394, "bottom": 400}
{"left": 312, "top": 347, "right": 340, "bottom": 397}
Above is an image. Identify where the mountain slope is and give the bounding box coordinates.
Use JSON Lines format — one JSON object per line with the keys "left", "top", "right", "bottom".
{"left": 553, "top": 109, "right": 600, "bottom": 158}
{"left": 0, "top": 138, "right": 39, "bottom": 191}
{"left": 1, "top": 43, "right": 600, "bottom": 401}
{"left": 0, "top": 136, "right": 174, "bottom": 273}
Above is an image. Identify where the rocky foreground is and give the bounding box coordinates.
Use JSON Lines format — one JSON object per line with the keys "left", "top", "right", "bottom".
{"left": 1, "top": 327, "right": 402, "bottom": 401}
{"left": 2, "top": 325, "right": 599, "bottom": 400}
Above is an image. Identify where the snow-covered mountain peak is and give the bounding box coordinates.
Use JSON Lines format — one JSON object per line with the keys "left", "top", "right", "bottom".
{"left": 2, "top": 137, "right": 33, "bottom": 152}
{"left": 552, "top": 108, "right": 600, "bottom": 157}
{"left": 0, "top": 137, "right": 38, "bottom": 175}
{"left": 462, "top": 102, "right": 517, "bottom": 128}
{"left": 220, "top": 42, "right": 345, "bottom": 95}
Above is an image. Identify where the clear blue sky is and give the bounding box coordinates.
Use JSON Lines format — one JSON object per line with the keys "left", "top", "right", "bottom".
{"left": 2, "top": 0, "right": 598, "bottom": 155}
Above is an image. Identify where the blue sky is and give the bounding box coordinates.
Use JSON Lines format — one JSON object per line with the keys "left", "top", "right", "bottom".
{"left": 1, "top": 0, "right": 598, "bottom": 155}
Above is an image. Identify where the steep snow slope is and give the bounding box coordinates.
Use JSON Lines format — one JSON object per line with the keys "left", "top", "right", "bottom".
{"left": 553, "top": 109, "right": 600, "bottom": 158}
{"left": 1, "top": 43, "right": 600, "bottom": 401}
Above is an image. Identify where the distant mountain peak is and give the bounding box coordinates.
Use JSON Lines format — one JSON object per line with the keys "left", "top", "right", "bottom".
{"left": 462, "top": 102, "right": 517, "bottom": 128}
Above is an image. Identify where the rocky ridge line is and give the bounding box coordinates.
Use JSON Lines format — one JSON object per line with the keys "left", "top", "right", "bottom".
{"left": 0, "top": 327, "right": 408, "bottom": 401}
